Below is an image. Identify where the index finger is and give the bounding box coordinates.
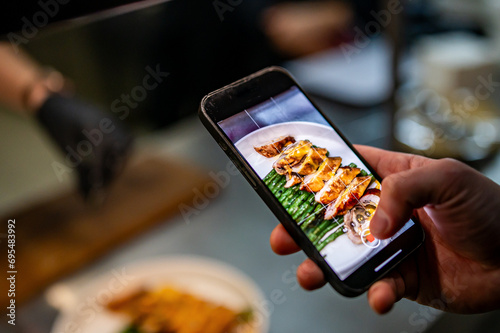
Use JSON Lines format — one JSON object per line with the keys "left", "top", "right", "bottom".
{"left": 270, "top": 224, "right": 301, "bottom": 255}
{"left": 354, "top": 145, "right": 431, "bottom": 178}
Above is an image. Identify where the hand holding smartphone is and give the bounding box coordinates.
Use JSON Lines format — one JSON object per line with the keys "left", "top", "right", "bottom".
{"left": 199, "top": 67, "right": 424, "bottom": 296}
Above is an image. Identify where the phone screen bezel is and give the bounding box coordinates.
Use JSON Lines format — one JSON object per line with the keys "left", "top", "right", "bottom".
{"left": 199, "top": 66, "right": 425, "bottom": 296}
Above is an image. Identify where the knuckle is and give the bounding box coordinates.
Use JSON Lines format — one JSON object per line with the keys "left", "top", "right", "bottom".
{"left": 406, "top": 152, "right": 430, "bottom": 169}
{"left": 436, "top": 158, "right": 468, "bottom": 182}
{"left": 381, "top": 173, "right": 406, "bottom": 196}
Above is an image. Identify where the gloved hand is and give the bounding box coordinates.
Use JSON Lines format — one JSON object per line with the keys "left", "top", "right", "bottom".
{"left": 36, "top": 93, "right": 133, "bottom": 200}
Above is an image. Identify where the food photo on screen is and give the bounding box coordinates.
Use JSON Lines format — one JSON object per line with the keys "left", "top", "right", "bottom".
{"left": 218, "top": 86, "right": 413, "bottom": 280}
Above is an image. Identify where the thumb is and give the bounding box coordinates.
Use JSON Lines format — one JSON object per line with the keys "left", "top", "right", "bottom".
{"left": 370, "top": 158, "right": 460, "bottom": 239}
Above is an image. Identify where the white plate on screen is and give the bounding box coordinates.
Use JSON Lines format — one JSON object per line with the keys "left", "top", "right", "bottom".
{"left": 49, "top": 256, "right": 269, "bottom": 333}
{"left": 235, "top": 121, "right": 374, "bottom": 277}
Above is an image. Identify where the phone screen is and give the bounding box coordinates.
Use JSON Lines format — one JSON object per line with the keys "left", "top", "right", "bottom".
{"left": 217, "top": 86, "right": 414, "bottom": 280}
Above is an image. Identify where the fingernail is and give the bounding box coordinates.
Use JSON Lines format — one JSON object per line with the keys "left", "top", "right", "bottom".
{"left": 371, "top": 208, "right": 389, "bottom": 238}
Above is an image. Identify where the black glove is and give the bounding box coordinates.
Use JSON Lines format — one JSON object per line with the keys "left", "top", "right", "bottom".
{"left": 36, "top": 93, "right": 133, "bottom": 200}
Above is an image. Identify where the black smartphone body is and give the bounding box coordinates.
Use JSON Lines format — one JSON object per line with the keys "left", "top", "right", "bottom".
{"left": 199, "top": 67, "right": 424, "bottom": 297}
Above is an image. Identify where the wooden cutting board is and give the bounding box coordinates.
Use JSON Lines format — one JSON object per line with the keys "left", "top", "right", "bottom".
{"left": 0, "top": 153, "right": 211, "bottom": 308}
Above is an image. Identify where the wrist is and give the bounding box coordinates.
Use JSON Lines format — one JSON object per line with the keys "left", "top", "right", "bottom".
{"left": 23, "top": 69, "right": 66, "bottom": 114}
{"left": 24, "top": 81, "right": 51, "bottom": 113}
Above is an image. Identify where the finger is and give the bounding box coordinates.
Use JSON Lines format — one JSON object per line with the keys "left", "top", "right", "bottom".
{"left": 77, "top": 163, "right": 92, "bottom": 199}
{"left": 367, "top": 271, "right": 406, "bottom": 314}
{"left": 102, "top": 145, "right": 123, "bottom": 187}
{"left": 370, "top": 158, "right": 460, "bottom": 239}
{"left": 297, "top": 259, "right": 326, "bottom": 290}
{"left": 354, "top": 145, "right": 430, "bottom": 179}
{"left": 87, "top": 146, "right": 106, "bottom": 198}
{"left": 102, "top": 136, "right": 133, "bottom": 187}
{"left": 270, "top": 224, "right": 301, "bottom": 255}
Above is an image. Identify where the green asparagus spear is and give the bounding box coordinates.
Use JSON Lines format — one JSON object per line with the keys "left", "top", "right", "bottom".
{"left": 316, "top": 229, "right": 344, "bottom": 251}
{"left": 294, "top": 204, "right": 316, "bottom": 223}
{"left": 299, "top": 210, "right": 315, "bottom": 227}
{"left": 269, "top": 175, "right": 286, "bottom": 192}
{"left": 278, "top": 186, "right": 297, "bottom": 203}
{"left": 313, "top": 218, "right": 344, "bottom": 246}
{"left": 263, "top": 169, "right": 278, "bottom": 184}
{"left": 121, "top": 325, "right": 140, "bottom": 333}
{"left": 308, "top": 219, "right": 330, "bottom": 243}
{"left": 300, "top": 205, "right": 323, "bottom": 229}
{"left": 287, "top": 192, "right": 310, "bottom": 215}
{"left": 292, "top": 199, "right": 314, "bottom": 220}
{"left": 282, "top": 186, "right": 302, "bottom": 208}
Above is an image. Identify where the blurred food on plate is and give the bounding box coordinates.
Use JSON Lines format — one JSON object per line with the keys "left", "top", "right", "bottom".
{"left": 107, "top": 286, "right": 255, "bottom": 333}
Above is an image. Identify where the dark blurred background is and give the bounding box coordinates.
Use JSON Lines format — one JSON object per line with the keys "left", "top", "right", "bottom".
{"left": 1, "top": 0, "right": 500, "bottom": 332}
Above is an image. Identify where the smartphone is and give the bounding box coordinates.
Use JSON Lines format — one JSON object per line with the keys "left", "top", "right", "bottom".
{"left": 199, "top": 66, "right": 424, "bottom": 297}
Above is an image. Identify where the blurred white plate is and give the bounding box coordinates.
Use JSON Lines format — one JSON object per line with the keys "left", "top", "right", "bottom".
{"left": 49, "top": 256, "right": 269, "bottom": 333}
{"left": 235, "top": 121, "right": 373, "bottom": 278}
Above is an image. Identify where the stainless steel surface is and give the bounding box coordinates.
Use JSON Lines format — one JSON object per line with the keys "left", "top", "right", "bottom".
{"left": 9, "top": 113, "right": 438, "bottom": 333}
{"left": 3, "top": 93, "right": 500, "bottom": 332}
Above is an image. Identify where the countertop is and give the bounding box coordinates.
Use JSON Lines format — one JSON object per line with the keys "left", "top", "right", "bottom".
{"left": 3, "top": 92, "right": 500, "bottom": 331}
{"left": 4, "top": 109, "right": 447, "bottom": 333}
